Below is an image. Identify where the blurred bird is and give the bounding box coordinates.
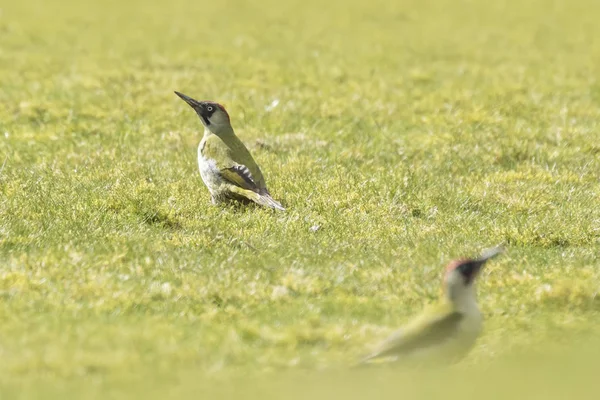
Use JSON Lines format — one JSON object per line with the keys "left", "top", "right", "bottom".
{"left": 357, "top": 246, "right": 504, "bottom": 366}
{"left": 174, "top": 91, "right": 285, "bottom": 211}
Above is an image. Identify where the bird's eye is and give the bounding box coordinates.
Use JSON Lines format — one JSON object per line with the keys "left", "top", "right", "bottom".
{"left": 207, "top": 106, "right": 214, "bottom": 112}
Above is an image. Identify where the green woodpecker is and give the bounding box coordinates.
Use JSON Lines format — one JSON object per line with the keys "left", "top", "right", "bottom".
{"left": 174, "top": 91, "right": 285, "bottom": 211}
{"left": 357, "top": 246, "right": 503, "bottom": 366}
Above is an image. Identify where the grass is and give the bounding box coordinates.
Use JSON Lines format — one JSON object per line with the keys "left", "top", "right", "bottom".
{"left": 1, "top": 0, "right": 600, "bottom": 397}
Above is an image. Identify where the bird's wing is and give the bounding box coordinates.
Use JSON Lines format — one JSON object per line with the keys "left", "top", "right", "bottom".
{"left": 224, "top": 134, "right": 267, "bottom": 190}
{"left": 220, "top": 164, "right": 261, "bottom": 192}
{"left": 203, "top": 134, "right": 268, "bottom": 193}
{"left": 362, "top": 304, "right": 463, "bottom": 362}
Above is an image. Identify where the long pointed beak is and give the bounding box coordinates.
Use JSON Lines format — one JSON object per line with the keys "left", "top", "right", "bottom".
{"left": 469, "top": 246, "right": 504, "bottom": 278}
{"left": 477, "top": 245, "right": 504, "bottom": 264}
{"left": 174, "top": 91, "right": 204, "bottom": 112}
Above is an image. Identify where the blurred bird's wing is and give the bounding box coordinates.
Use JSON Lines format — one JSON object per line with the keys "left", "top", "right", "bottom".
{"left": 360, "top": 303, "right": 463, "bottom": 363}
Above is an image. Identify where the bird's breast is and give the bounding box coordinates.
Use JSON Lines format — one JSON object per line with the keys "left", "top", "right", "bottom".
{"left": 198, "top": 142, "right": 221, "bottom": 191}
{"left": 458, "top": 310, "right": 483, "bottom": 342}
{"left": 431, "top": 312, "right": 482, "bottom": 364}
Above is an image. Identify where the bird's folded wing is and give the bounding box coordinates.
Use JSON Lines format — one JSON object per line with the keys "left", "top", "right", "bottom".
{"left": 220, "top": 164, "right": 260, "bottom": 192}
{"left": 368, "top": 309, "right": 463, "bottom": 359}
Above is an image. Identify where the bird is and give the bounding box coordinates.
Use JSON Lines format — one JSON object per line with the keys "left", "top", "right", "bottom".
{"left": 356, "top": 246, "right": 504, "bottom": 367}
{"left": 174, "top": 91, "right": 285, "bottom": 211}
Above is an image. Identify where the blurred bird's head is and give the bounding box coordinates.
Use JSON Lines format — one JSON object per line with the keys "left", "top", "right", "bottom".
{"left": 443, "top": 246, "right": 503, "bottom": 308}
{"left": 175, "top": 91, "right": 231, "bottom": 134}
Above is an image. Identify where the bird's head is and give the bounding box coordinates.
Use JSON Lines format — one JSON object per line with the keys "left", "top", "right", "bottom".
{"left": 175, "top": 91, "right": 231, "bottom": 134}
{"left": 443, "top": 246, "right": 504, "bottom": 308}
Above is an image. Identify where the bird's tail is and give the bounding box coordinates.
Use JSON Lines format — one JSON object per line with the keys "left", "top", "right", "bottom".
{"left": 352, "top": 353, "right": 377, "bottom": 368}
{"left": 351, "top": 353, "right": 390, "bottom": 368}
{"left": 229, "top": 186, "right": 285, "bottom": 211}
{"left": 350, "top": 358, "right": 371, "bottom": 369}
{"left": 256, "top": 193, "right": 285, "bottom": 211}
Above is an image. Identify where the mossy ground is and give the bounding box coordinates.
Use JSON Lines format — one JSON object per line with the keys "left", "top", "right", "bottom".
{"left": 0, "top": 0, "right": 599, "bottom": 398}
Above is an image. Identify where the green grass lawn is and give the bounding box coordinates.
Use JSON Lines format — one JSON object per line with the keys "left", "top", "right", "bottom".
{"left": 1, "top": 0, "right": 600, "bottom": 397}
